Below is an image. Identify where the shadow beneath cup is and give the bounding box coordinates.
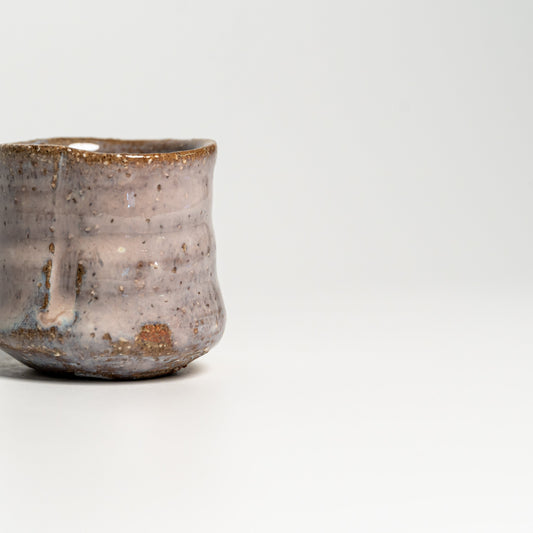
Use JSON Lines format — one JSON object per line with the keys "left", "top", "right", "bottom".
{"left": 0, "top": 349, "right": 207, "bottom": 384}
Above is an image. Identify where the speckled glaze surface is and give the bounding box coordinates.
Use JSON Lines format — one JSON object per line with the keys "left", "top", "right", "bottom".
{"left": 0, "top": 137, "right": 225, "bottom": 379}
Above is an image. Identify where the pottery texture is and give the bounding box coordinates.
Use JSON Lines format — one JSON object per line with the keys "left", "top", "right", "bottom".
{"left": 0, "top": 138, "right": 225, "bottom": 378}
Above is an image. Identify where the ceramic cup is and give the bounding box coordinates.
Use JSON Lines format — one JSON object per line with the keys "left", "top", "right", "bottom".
{"left": 0, "top": 137, "right": 225, "bottom": 379}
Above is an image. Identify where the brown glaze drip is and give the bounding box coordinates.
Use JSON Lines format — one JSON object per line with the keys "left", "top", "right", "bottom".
{"left": 75, "top": 263, "right": 86, "bottom": 296}
{"left": 43, "top": 260, "right": 52, "bottom": 290}
{"left": 40, "top": 260, "right": 52, "bottom": 310}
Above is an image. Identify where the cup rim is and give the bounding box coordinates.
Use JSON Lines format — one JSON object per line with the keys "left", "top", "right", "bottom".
{"left": 0, "top": 137, "right": 216, "bottom": 162}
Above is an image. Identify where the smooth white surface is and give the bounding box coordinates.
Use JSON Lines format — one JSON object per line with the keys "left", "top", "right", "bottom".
{"left": 1, "top": 0, "right": 533, "bottom": 530}
{"left": 1, "top": 289, "right": 533, "bottom": 532}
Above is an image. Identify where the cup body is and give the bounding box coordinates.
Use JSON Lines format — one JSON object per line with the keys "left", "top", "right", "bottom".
{"left": 0, "top": 138, "right": 225, "bottom": 378}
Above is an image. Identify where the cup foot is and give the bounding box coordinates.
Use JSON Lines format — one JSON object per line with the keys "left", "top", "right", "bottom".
{"left": 0, "top": 344, "right": 199, "bottom": 380}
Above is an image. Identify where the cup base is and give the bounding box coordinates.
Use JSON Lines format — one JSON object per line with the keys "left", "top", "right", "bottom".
{"left": 0, "top": 344, "right": 201, "bottom": 380}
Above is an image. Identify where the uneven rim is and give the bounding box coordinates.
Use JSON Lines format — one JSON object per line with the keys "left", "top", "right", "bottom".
{"left": 0, "top": 137, "right": 217, "bottom": 162}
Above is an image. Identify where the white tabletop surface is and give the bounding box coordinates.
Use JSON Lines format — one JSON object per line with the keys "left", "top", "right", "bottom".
{"left": 1, "top": 289, "right": 532, "bottom": 532}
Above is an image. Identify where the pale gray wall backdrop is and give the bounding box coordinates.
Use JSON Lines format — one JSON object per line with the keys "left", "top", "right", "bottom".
{"left": 1, "top": 1, "right": 532, "bottom": 311}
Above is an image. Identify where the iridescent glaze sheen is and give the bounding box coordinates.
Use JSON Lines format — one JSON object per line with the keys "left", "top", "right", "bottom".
{"left": 0, "top": 138, "right": 225, "bottom": 379}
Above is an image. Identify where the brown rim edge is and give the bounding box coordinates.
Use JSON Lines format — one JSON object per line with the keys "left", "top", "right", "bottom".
{"left": 0, "top": 137, "right": 217, "bottom": 163}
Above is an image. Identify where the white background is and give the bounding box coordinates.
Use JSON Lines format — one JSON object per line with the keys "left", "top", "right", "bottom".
{"left": 1, "top": 1, "right": 533, "bottom": 531}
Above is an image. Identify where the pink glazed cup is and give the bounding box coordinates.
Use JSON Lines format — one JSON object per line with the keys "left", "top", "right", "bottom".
{"left": 0, "top": 137, "right": 226, "bottom": 379}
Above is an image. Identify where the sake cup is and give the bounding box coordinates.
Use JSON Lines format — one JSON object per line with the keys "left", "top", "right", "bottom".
{"left": 0, "top": 137, "right": 225, "bottom": 379}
